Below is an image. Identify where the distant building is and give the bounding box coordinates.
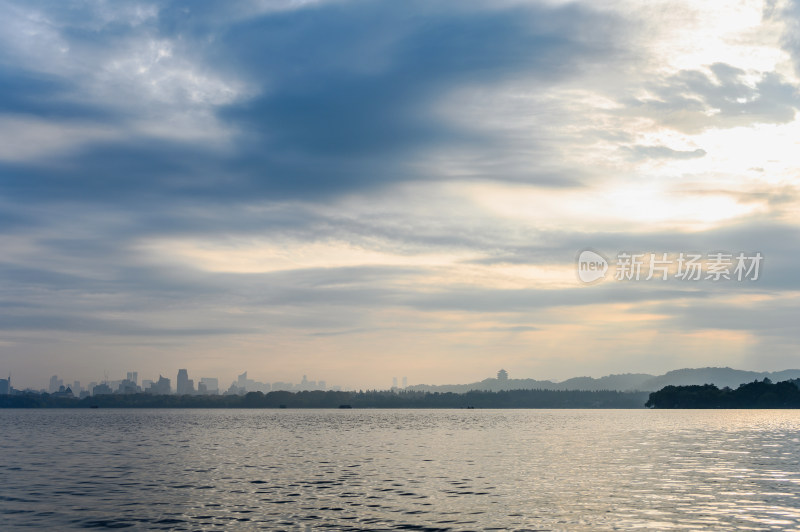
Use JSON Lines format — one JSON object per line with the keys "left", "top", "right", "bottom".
{"left": 295, "top": 375, "right": 325, "bottom": 391}
{"left": 49, "top": 375, "right": 63, "bottom": 394}
{"left": 497, "top": 369, "right": 508, "bottom": 381}
{"left": 92, "top": 383, "right": 113, "bottom": 396}
{"left": 251, "top": 381, "right": 271, "bottom": 393}
{"left": 200, "top": 378, "right": 218, "bottom": 393}
{"left": 177, "top": 369, "right": 194, "bottom": 395}
{"left": 402, "top": 376, "right": 408, "bottom": 388}
{"left": 224, "top": 382, "right": 245, "bottom": 395}
{"left": 235, "top": 371, "right": 270, "bottom": 393}
{"left": 298, "top": 375, "right": 319, "bottom": 391}
{"left": 126, "top": 372, "right": 138, "bottom": 386}
{"left": 117, "top": 379, "right": 139, "bottom": 394}
{"left": 52, "top": 386, "right": 74, "bottom": 398}
{"left": 147, "top": 375, "right": 171, "bottom": 395}
{"left": 392, "top": 377, "right": 398, "bottom": 389}
{"left": 0, "top": 376, "right": 9, "bottom": 395}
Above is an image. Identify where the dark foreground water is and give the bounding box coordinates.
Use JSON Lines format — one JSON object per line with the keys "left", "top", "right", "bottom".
{"left": 2, "top": 410, "right": 800, "bottom": 530}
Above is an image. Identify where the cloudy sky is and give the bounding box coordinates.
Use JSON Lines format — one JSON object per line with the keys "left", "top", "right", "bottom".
{"left": 1, "top": 0, "right": 799, "bottom": 390}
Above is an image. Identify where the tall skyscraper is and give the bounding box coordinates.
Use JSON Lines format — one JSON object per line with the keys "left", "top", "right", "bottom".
{"left": 126, "top": 372, "right": 138, "bottom": 386}
{"left": 392, "top": 376, "right": 398, "bottom": 389}
{"left": 176, "top": 369, "right": 194, "bottom": 395}
{"left": 49, "top": 375, "right": 63, "bottom": 393}
{"left": 402, "top": 376, "right": 407, "bottom": 388}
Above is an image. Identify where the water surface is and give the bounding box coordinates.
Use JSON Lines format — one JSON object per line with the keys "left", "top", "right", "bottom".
{"left": 2, "top": 409, "right": 800, "bottom": 530}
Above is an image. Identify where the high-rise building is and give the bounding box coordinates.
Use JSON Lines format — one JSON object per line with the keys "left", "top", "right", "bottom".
{"left": 177, "top": 369, "right": 194, "bottom": 395}
{"left": 118, "top": 380, "right": 138, "bottom": 394}
{"left": 200, "top": 378, "right": 219, "bottom": 393}
{"left": 147, "top": 375, "right": 171, "bottom": 395}
{"left": 402, "top": 376, "right": 407, "bottom": 388}
{"left": 392, "top": 377, "right": 398, "bottom": 389}
{"left": 49, "top": 375, "right": 63, "bottom": 394}
{"left": 126, "top": 372, "right": 138, "bottom": 386}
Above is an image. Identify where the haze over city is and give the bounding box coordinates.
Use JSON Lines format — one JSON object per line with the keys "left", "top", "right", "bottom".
{"left": 2, "top": 0, "right": 800, "bottom": 391}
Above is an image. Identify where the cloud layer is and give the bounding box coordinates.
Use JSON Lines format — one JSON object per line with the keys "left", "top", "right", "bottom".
{"left": 1, "top": 0, "right": 799, "bottom": 389}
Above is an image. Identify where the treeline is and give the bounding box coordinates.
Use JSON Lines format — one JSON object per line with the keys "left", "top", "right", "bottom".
{"left": 0, "top": 388, "right": 649, "bottom": 409}
{"left": 645, "top": 379, "right": 800, "bottom": 408}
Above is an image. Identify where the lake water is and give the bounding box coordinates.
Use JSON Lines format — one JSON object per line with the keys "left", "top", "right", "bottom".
{"left": 2, "top": 409, "right": 800, "bottom": 530}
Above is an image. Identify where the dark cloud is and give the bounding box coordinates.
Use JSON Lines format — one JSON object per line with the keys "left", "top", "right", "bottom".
{"left": 212, "top": 1, "right": 624, "bottom": 194}
{"left": 0, "top": 0, "right": 626, "bottom": 208}
{"left": 0, "top": 68, "right": 108, "bottom": 120}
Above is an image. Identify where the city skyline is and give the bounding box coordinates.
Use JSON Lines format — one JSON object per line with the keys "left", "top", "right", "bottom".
{"left": 17, "top": 368, "right": 355, "bottom": 396}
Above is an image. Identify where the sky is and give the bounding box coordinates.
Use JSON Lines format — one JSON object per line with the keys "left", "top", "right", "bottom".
{"left": 1, "top": 0, "right": 799, "bottom": 391}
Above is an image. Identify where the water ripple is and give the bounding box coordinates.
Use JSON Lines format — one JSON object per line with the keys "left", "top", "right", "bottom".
{"left": 2, "top": 409, "right": 800, "bottom": 530}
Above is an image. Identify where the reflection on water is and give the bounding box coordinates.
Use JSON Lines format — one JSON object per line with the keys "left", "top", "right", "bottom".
{"left": 2, "top": 409, "right": 800, "bottom": 530}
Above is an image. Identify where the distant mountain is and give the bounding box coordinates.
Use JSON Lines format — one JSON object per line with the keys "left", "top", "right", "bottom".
{"left": 407, "top": 368, "right": 800, "bottom": 393}
{"left": 640, "top": 368, "right": 800, "bottom": 391}
{"left": 557, "top": 374, "right": 653, "bottom": 391}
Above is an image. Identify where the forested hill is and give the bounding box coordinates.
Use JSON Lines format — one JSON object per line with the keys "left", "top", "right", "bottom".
{"left": 645, "top": 379, "right": 800, "bottom": 408}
